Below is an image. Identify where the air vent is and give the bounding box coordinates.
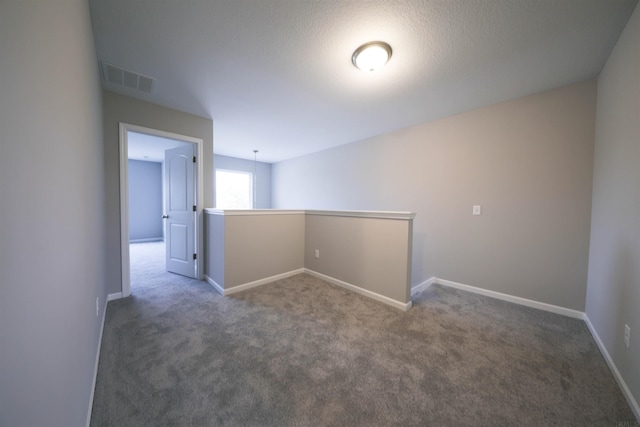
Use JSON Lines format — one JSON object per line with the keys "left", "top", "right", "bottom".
{"left": 100, "top": 61, "right": 156, "bottom": 93}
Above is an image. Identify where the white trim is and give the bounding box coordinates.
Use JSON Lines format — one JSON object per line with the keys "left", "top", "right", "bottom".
{"left": 203, "top": 209, "right": 415, "bottom": 220}
{"left": 205, "top": 275, "right": 225, "bottom": 295}
{"left": 86, "top": 296, "right": 109, "bottom": 427}
{"left": 119, "top": 124, "right": 130, "bottom": 297}
{"left": 222, "top": 269, "right": 306, "bottom": 295}
{"left": 206, "top": 268, "right": 411, "bottom": 311}
{"left": 584, "top": 315, "right": 640, "bottom": 420}
{"left": 305, "top": 269, "right": 412, "bottom": 311}
{"left": 129, "top": 237, "right": 163, "bottom": 243}
{"left": 411, "top": 277, "right": 436, "bottom": 295}
{"left": 205, "top": 208, "right": 305, "bottom": 216}
{"left": 214, "top": 168, "right": 254, "bottom": 210}
{"left": 107, "top": 292, "right": 123, "bottom": 302}
{"left": 306, "top": 209, "right": 416, "bottom": 220}
{"left": 434, "top": 278, "right": 584, "bottom": 319}
{"left": 119, "top": 123, "right": 205, "bottom": 298}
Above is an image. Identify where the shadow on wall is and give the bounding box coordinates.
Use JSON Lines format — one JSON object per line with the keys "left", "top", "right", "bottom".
{"left": 613, "top": 242, "right": 638, "bottom": 354}
{"left": 412, "top": 232, "right": 427, "bottom": 287}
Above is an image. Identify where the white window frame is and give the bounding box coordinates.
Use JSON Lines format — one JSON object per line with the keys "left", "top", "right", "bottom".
{"left": 215, "top": 168, "right": 254, "bottom": 209}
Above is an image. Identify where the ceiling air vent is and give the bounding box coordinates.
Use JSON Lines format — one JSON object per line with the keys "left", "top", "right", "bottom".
{"left": 100, "top": 61, "right": 156, "bottom": 93}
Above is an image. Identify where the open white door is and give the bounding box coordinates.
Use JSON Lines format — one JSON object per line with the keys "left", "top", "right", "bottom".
{"left": 164, "top": 144, "right": 197, "bottom": 278}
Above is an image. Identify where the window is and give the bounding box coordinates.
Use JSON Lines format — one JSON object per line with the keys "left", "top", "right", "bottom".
{"left": 215, "top": 169, "right": 253, "bottom": 209}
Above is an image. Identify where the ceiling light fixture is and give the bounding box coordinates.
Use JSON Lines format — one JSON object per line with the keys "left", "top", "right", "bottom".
{"left": 352, "top": 41, "right": 392, "bottom": 72}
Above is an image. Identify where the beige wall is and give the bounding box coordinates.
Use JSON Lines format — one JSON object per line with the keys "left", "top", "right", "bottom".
{"left": 586, "top": 3, "right": 640, "bottom": 413}
{"left": 204, "top": 210, "right": 414, "bottom": 307}
{"left": 224, "top": 214, "right": 305, "bottom": 287}
{"left": 273, "top": 80, "right": 596, "bottom": 311}
{"left": 0, "top": 1, "right": 107, "bottom": 425}
{"left": 305, "top": 215, "right": 412, "bottom": 303}
{"left": 206, "top": 212, "right": 306, "bottom": 288}
{"left": 103, "top": 91, "right": 214, "bottom": 294}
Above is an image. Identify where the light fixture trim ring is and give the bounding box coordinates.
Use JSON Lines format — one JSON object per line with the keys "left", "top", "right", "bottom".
{"left": 352, "top": 41, "right": 393, "bottom": 71}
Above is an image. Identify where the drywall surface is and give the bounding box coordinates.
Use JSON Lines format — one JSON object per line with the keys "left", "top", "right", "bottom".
{"left": 103, "top": 91, "right": 214, "bottom": 294}
{"left": 128, "top": 160, "right": 163, "bottom": 241}
{"left": 205, "top": 213, "right": 226, "bottom": 287}
{"left": 273, "top": 80, "right": 596, "bottom": 311}
{"left": 223, "top": 213, "right": 305, "bottom": 287}
{"left": 0, "top": 1, "right": 107, "bottom": 425}
{"left": 205, "top": 210, "right": 415, "bottom": 307}
{"left": 214, "top": 154, "right": 272, "bottom": 209}
{"left": 586, "top": 3, "right": 640, "bottom": 412}
{"left": 305, "top": 215, "right": 412, "bottom": 303}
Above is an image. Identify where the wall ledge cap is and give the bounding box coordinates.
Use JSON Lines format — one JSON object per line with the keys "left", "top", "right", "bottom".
{"left": 204, "top": 208, "right": 415, "bottom": 220}
{"left": 204, "top": 209, "right": 305, "bottom": 216}
{"left": 306, "top": 209, "right": 415, "bottom": 220}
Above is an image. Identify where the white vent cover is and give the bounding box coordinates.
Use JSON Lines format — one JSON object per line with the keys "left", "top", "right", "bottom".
{"left": 100, "top": 61, "right": 156, "bottom": 93}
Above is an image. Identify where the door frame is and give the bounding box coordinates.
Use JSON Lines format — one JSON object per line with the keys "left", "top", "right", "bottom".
{"left": 119, "top": 122, "right": 204, "bottom": 297}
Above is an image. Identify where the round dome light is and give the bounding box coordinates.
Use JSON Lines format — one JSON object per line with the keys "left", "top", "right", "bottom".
{"left": 352, "top": 41, "right": 392, "bottom": 72}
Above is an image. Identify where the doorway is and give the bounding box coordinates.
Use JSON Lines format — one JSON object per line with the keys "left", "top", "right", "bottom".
{"left": 119, "top": 123, "right": 204, "bottom": 297}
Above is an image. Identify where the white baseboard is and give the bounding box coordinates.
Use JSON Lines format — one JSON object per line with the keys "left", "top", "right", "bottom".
{"left": 411, "top": 277, "right": 436, "bottom": 295}
{"left": 205, "top": 275, "right": 224, "bottom": 295}
{"left": 107, "top": 292, "right": 122, "bottom": 302}
{"left": 584, "top": 315, "right": 640, "bottom": 420}
{"left": 129, "top": 237, "right": 163, "bottom": 243}
{"left": 434, "top": 277, "right": 584, "bottom": 319}
{"left": 305, "top": 269, "right": 412, "bottom": 311}
{"left": 214, "top": 269, "right": 307, "bottom": 296}
{"left": 86, "top": 295, "right": 109, "bottom": 427}
{"left": 207, "top": 269, "right": 411, "bottom": 311}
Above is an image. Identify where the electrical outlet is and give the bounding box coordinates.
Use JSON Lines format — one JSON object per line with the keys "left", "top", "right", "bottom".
{"left": 473, "top": 205, "right": 482, "bottom": 215}
{"left": 315, "top": 249, "right": 320, "bottom": 259}
{"left": 96, "top": 297, "right": 99, "bottom": 317}
{"left": 624, "top": 324, "right": 630, "bottom": 348}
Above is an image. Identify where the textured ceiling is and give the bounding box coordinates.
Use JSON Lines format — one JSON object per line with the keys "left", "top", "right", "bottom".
{"left": 89, "top": 0, "right": 638, "bottom": 163}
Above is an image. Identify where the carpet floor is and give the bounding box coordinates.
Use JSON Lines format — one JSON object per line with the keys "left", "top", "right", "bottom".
{"left": 90, "top": 243, "right": 636, "bottom": 426}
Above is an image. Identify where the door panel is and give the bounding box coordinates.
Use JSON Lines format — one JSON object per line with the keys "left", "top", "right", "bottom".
{"left": 169, "top": 223, "right": 189, "bottom": 262}
{"left": 169, "top": 156, "right": 188, "bottom": 210}
{"left": 164, "top": 145, "right": 196, "bottom": 278}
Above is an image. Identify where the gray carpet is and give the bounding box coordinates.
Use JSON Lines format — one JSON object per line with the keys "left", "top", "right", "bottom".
{"left": 91, "top": 242, "right": 636, "bottom": 426}
{"left": 128, "top": 240, "right": 172, "bottom": 292}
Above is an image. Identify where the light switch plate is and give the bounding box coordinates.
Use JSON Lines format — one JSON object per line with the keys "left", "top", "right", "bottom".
{"left": 473, "top": 205, "right": 482, "bottom": 215}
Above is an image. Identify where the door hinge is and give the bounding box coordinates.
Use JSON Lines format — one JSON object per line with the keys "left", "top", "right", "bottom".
{"left": 193, "top": 253, "right": 197, "bottom": 260}
{"left": 193, "top": 156, "right": 196, "bottom": 163}
{"left": 193, "top": 205, "right": 197, "bottom": 212}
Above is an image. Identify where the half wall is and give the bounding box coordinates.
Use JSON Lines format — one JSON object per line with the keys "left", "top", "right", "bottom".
{"left": 205, "top": 209, "right": 415, "bottom": 310}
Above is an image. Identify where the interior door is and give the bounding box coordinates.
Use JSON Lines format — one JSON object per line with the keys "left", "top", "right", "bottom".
{"left": 164, "top": 144, "right": 197, "bottom": 278}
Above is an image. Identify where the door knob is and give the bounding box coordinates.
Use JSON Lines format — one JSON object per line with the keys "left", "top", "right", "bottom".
{"left": 162, "top": 215, "right": 169, "bottom": 219}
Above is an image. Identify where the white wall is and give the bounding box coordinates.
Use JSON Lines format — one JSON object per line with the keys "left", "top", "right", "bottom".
{"left": 214, "top": 154, "right": 272, "bottom": 209}
{"left": 273, "top": 80, "right": 596, "bottom": 311}
{"left": 586, "top": 3, "right": 640, "bottom": 413}
{"left": 0, "top": 1, "right": 107, "bottom": 425}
